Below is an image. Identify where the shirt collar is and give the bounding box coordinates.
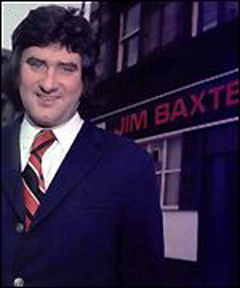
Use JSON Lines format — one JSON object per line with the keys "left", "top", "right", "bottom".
{"left": 20, "top": 112, "right": 84, "bottom": 154}
{"left": 52, "top": 112, "right": 83, "bottom": 153}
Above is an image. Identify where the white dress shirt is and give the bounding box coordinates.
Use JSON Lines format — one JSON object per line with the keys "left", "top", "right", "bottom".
{"left": 20, "top": 112, "right": 83, "bottom": 189}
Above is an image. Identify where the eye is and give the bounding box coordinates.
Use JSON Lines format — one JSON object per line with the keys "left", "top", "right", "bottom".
{"left": 62, "top": 66, "right": 75, "bottom": 72}
{"left": 57, "top": 63, "right": 78, "bottom": 74}
{"left": 26, "top": 57, "right": 45, "bottom": 71}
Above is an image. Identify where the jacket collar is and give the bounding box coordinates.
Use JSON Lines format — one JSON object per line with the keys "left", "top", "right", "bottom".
{"left": 31, "top": 120, "right": 102, "bottom": 229}
{"left": 2, "top": 115, "right": 25, "bottom": 221}
{"left": 2, "top": 117, "right": 102, "bottom": 229}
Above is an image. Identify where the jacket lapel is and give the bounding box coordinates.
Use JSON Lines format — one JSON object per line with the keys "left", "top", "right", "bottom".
{"left": 31, "top": 121, "right": 102, "bottom": 229}
{"left": 2, "top": 116, "right": 25, "bottom": 222}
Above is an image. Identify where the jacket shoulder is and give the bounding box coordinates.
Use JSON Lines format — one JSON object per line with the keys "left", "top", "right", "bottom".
{"left": 1, "top": 117, "right": 21, "bottom": 146}
{"left": 90, "top": 122, "right": 152, "bottom": 164}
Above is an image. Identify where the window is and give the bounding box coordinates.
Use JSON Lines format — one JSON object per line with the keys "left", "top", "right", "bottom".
{"left": 192, "top": 1, "right": 239, "bottom": 36}
{"left": 161, "top": 2, "right": 185, "bottom": 48}
{"left": 117, "top": 3, "right": 141, "bottom": 71}
{"left": 201, "top": 1, "right": 218, "bottom": 32}
{"left": 142, "top": 2, "right": 189, "bottom": 55}
{"left": 142, "top": 7, "right": 161, "bottom": 55}
{"left": 141, "top": 135, "right": 182, "bottom": 210}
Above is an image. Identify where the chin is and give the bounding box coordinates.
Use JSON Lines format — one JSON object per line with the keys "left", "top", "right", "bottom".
{"left": 30, "top": 115, "right": 56, "bottom": 128}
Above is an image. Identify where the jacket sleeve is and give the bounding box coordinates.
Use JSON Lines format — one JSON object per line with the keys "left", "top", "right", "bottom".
{"left": 118, "top": 154, "right": 165, "bottom": 286}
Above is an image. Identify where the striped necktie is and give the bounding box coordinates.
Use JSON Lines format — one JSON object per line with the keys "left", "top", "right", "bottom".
{"left": 22, "top": 129, "right": 56, "bottom": 231}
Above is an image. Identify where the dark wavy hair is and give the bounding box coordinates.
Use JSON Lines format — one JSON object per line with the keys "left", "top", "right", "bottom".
{"left": 8, "top": 5, "right": 99, "bottom": 119}
{"left": 2, "top": 49, "right": 12, "bottom": 95}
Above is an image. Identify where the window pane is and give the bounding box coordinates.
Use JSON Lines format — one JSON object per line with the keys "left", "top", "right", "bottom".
{"left": 156, "top": 174, "right": 162, "bottom": 194}
{"left": 166, "top": 136, "right": 182, "bottom": 169}
{"left": 162, "top": 2, "right": 183, "bottom": 47}
{"left": 152, "top": 140, "right": 163, "bottom": 170}
{"left": 126, "top": 36, "right": 139, "bottom": 67}
{"left": 164, "top": 172, "right": 180, "bottom": 206}
{"left": 143, "top": 10, "right": 160, "bottom": 54}
{"left": 202, "top": 2, "right": 218, "bottom": 32}
{"left": 124, "top": 3, "right": 141, "bottom": 35}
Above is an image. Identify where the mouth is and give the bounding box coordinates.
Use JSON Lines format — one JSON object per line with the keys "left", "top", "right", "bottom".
{"left": 36, "top": 93, "right": 60, "bottom": 104}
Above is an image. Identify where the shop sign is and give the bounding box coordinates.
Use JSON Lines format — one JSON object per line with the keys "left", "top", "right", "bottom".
{"left": 95, "top": 70, "right": 239, "bottom": 139}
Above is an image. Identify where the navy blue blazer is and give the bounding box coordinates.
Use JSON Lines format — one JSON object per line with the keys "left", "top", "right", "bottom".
{"left": 1, "top": 117, "right": 164, "bottom": 286}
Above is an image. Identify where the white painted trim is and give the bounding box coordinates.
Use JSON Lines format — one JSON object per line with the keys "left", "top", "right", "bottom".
{"left": 160, "top": 139, "right": 167, "bottom": 208}
{"left": 121, "top": 28, "right": 141, "bottom": 42}
{"left": 135, "top": 117, "right": 239, "bottom": 144}
{"left": 163, "top": 211, "right": 199, "bottom": 261}
{"left": 117, "top": 12, "right": 124, "bottom": 72}
{"left": 191, "top": 1, "right": 199, "bottom": 37}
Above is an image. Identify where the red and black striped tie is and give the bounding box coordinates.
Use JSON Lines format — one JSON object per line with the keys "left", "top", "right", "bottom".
{"left": 22, "top": 129, "right": 56, "bottom": 231}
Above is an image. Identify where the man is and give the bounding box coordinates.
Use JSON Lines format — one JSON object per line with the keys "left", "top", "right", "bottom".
{"left": 1, "top": 5, "right": 164, "bottom": 286}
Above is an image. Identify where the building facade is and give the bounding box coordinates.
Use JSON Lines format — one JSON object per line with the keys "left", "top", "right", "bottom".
{"left": 1, "top": 48, "right": 16, "bottom": 126}
{"left": 89, "top": 2, "right": 239, "bottom": 286}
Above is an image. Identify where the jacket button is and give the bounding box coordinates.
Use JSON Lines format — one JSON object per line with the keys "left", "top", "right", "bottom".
{"left": 15, "top": 223, "right": 25, "bottom": 233}
{"left": 13, "top": 277, "right": 25, "bottom": 286}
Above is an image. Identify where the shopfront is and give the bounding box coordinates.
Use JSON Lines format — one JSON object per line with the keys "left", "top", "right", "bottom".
{"left": 92, "top": 68, "right": 239, "bottom": 285}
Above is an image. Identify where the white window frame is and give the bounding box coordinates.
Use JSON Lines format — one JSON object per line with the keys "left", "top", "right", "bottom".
{"left": 191, "top": 1, "right": 222, "bottom": 37}
{"left": 143, "top": 135, "right": 182, "bottom": 211}
{"left": 191, "top": 1, "right": 199, "bottom": 37}
{"left": 117, "top": 3, "right": 141, "bottom": 72}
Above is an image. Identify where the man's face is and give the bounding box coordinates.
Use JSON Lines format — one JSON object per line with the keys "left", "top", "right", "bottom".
{"left": 19, "top": 43, "right": 83, "bottom": 127}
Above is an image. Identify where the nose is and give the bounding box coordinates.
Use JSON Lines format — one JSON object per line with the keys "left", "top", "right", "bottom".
{"left": 39, "top": 68, "right": 58, "bottom": 94}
